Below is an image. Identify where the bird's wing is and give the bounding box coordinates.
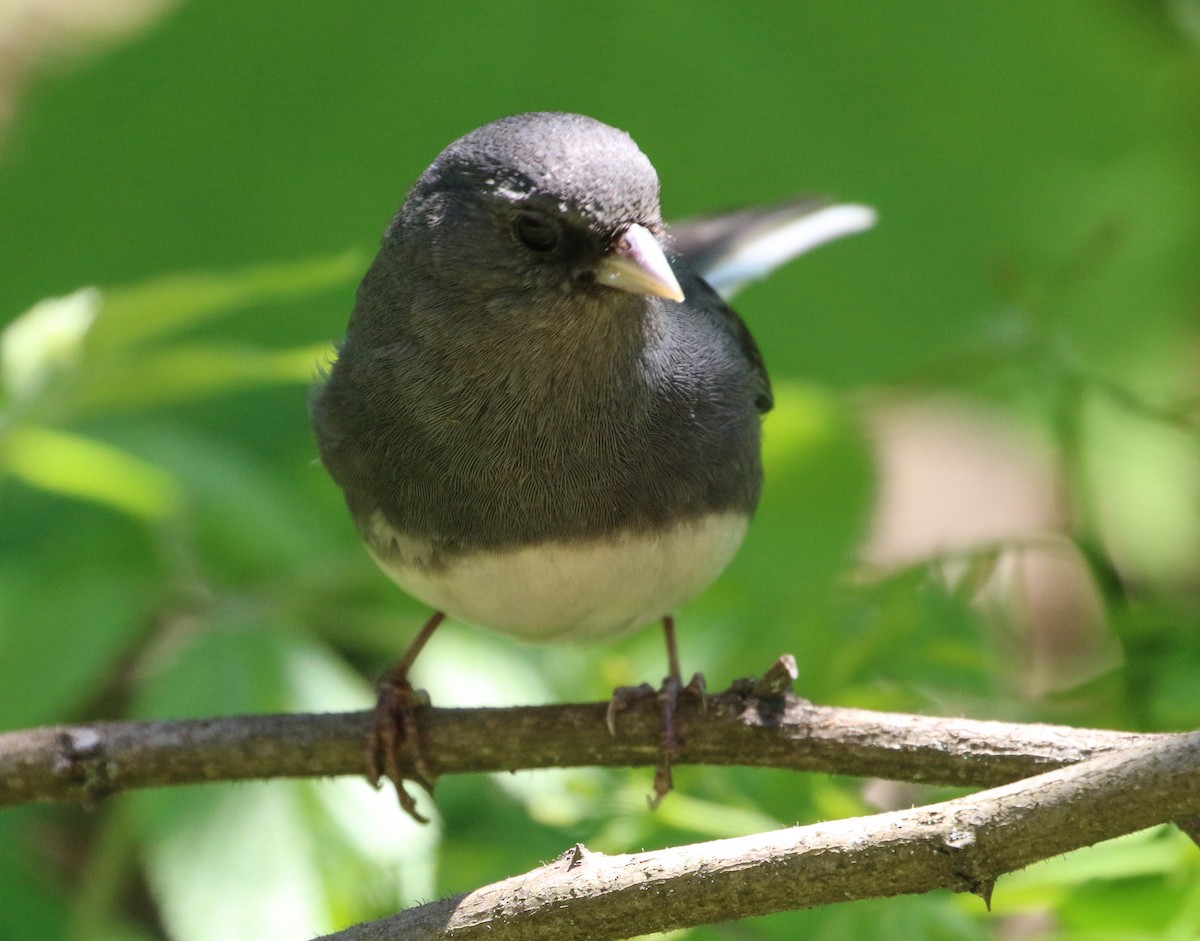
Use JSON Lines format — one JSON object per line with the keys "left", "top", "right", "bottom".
{"left": 681, "top": 271, "right": 774, "bottom": 415}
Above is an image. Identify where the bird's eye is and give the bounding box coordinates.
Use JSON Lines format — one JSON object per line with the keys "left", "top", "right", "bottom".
{"left": 514, "top": 213, "right": 559, "bottom": 252}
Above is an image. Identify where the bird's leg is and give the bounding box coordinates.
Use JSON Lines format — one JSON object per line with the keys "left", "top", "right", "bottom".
{"left": 605, "top": 615, "right": 706, "bottom": 809}
{"left": 651, "top": 614, "right": 706, "bottom": 807}
{"left": 368, "top": 610, "right": 445, "bottom": 824}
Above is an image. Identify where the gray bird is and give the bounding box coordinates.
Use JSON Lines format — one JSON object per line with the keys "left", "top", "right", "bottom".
{"left": 312, "top": 112, "right": 874, "bottom": 819}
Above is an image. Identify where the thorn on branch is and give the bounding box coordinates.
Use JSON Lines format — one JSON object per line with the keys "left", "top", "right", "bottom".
{"left": 976, "top": 878, "right": 996, "bottom": 911}
{"left": 942, "top": 824, "right": 997, "bottom": 910}
{"left": 564, "top": 843, "right": 591, "bottom": 871}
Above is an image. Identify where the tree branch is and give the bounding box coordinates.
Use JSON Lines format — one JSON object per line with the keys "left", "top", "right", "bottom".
{"left": 5, "top": 661, "right": 1197, "bottom": 940}
{"left": 0, "top": 665, "right": 1171, "bottom": 808}
{"left": 315, "top": 732, "right": 1200, "bottom": 941}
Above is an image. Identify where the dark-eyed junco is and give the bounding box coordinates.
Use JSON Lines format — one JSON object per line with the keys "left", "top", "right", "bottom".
{"left": 312, "top": 112, "right": 874, "bottom": 819}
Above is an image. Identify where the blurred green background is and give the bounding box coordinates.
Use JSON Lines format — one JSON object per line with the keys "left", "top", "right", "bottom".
{"left": 2, "top": 2, "right": 1200, "bottom": 939}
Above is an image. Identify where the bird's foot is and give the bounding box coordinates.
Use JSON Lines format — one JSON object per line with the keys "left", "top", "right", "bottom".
{"left": 367, "top": 675, "right": 436, "bottom": 824}
{"left": 606, "top": 671, "right": 707, "bottom": 809}
{"left": 651, "top": 671, "right": 706, "bottom": 808}
{"left": 605, "top": 682, "right": 656, "bottom": 736}
{"left": 366, "top": 611, "right": 446, "bottom": 824}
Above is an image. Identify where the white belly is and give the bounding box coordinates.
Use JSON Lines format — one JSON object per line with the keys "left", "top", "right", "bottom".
{"left": 366, "top": 512, "right": 749, "bottom": 641}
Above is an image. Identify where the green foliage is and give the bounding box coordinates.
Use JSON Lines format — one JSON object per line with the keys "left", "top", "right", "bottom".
{"left": 2, "top": 2, "right": 1200, "bottom": 939}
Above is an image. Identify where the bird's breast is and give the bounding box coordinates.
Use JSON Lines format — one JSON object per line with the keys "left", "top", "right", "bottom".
{"left": 366, "top": 509, "right": 750, "bottom": 641}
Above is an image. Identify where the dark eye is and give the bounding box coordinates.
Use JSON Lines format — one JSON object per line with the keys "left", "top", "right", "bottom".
{"left": 514, "top": 213, "right": 559, "bottom": 252}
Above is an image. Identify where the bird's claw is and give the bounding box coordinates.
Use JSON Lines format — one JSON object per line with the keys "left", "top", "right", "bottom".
{"left": 606, "top": 682, "right": 657, "bottom": 736}
{"left": 367, "top": 677, "right": 436, "bottom": 824}
{"left": 607, "top": 672, "right": 707, "bottom": 809}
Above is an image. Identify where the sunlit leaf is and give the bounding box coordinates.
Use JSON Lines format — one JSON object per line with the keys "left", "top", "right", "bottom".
{"left": 763, "top": 381, "right": 875, "bottom": 562}
{"left": 637, "top": 788, "right": 782, "bottom": 839}
{"left": 997, "top": 827, "right": 1197, "bottom": 898}
{"left": 86, "top": 252, "right": 362, "bottom": 356}
{"left": 129, "top": 616, "right": 439, "bottom": 939}
{"left": 103, "top": 424, "right": 337, "bottom": 578}
{"left": 140, "top": 783, "right": 334, "bottom": 941}
{"left": 0, "top": 287, "right": 99, "bottom": 402}
{"left": 1083, "top": 394, "right": 1200, "bottom": 588}
{"left": 738, "top": 379, "right": 876, "bottom": 611}
{"left": 4, "top": 425, "right": 180, "bottom": 521}
{"left": 75, "top": 341, "right": 332, "bottom": 414}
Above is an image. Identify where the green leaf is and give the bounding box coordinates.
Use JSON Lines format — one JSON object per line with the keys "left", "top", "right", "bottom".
{"left": 998, "top": 827, "right": 1196, "bottom": 898}
{"left": 743, "top": 380, "right": 876, "bottom": 605}
{"left": 0, "top": 287, "right": 100, "bottom": 404}
{"left": 74, "top": 341, "right": 332, "bottom": 415}
{"left": 4, "top": 425, "right": 181, "bottom": 521}
{"left": 140, "top": 783, "right": 338, "bottom": 941}
{"left": 0, "top": 811, "right": 70, "bottom": 941}
{"left": 0, "top": 558, "right": 153, "bottom": 727}
{"left": 129, "top": 617, "right": 439, "bottom": 939}
{"left": 86, "top": 253, "right": 362, "bottom": 357}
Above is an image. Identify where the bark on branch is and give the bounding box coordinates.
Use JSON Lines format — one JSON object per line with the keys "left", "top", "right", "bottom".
{"left": 313, "top": 732, "right": 1200, "bottom": 941}
{"left": 0, "top": 666, "right": 1173, "bottom": 807}
{"left": 4, "top": 660, "right": 1197, "bottom": 940}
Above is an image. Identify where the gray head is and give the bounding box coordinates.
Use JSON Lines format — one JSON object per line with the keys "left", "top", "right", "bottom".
{"left": 383, "top": 112, "right": 682, "bottom": 307}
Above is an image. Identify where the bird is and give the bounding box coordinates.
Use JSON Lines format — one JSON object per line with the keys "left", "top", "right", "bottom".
{"left": 311, "top": 111, "right": 874, "bottom": 820}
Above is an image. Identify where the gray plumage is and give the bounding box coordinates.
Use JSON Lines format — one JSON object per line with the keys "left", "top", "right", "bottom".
{"left": 312, "top": 113, "right": 770, "bottom": 570}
